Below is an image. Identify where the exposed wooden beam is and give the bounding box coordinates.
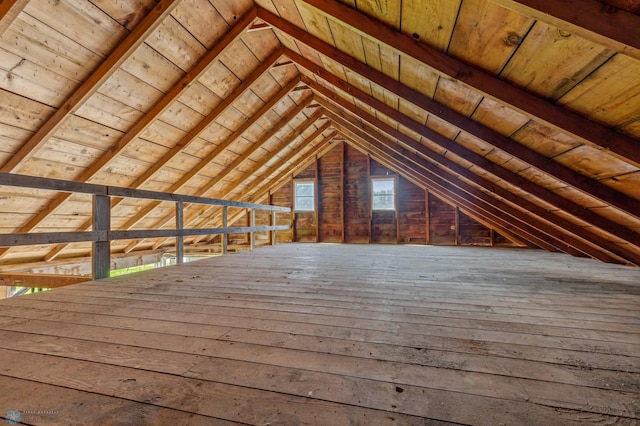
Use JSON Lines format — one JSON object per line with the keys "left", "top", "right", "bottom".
{"left": 489, "top": 0, "right": 640, "bottom": 60}
{"left": 0, "top": 273, "right": 91, "bottom": 289}
{"left": 248, "top": 22, "right": 272, "bottom": 32}
{"left": 195, "top": 97, "right": 313, "bottom": 198}
{"left": 118, "top": 78, "right": 306, "bottom": 253}
{"left": 324, "top": 104, "right": 637, "bottom": 265}
{"left": 1, "top": 0, "right": 185, "bottom": 173}
{"left": 341, "top": 132, "right": 530, "bottom": 248}
{"left": 337, "top": 121, "right": 622, "bottom": 261}
{"left": 0, "top": 0, "right": 28, "bottom": 37}
{"left": 128, "top": 50, "right": 286, "bottom": 192}
{"left": 197, "top": 129, "right": 338, "bottom": 239}
{"left": 342, "top": 132, "right": 561, "bottom": 253}
{"left": 133, "top": 98, "right": 316, "bottom": 251}
{"left": 185, "top": 113, "right": 330, "bottom": 245}
{"left": 222, "top": 132, "right": 338, "bottom": 231}
{"left": 41, "top": 50, "right": 288, "bottom": 262}
{"left": 286, "top": 49, "right": 640, "bottom": 222}
{"left": 2, "top": 9, "right": 262, "bottom": 261}
{"left": 309, "top": 81, "right": 640, "bottom": 260}
{"left": 262, "top": 5, "right": 640, "bottom": 167}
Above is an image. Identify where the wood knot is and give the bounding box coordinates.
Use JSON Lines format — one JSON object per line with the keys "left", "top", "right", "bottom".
{"left": 505, "top": 32, "right": 522, "bottom": 46}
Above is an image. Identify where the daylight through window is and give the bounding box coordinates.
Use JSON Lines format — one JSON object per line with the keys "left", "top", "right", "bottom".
{"left": 294, "top": 181, "right": 315, "bottom": 211}
{"left": 372, "top": 178, "right": 395, "bottom": 210}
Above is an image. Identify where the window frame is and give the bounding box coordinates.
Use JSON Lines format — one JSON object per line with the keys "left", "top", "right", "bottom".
{"left": 370, "top": 177, "right": 397, "bottom": 211}
{"left": 293, "top": 179, "right": 316, "bottom": 212}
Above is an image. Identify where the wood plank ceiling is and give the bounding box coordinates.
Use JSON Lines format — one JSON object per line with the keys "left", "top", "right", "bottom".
{"left": 0, "top": 0, "right": 638, "bottom": 267}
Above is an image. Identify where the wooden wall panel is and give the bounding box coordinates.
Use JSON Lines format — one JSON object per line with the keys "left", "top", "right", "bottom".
{"left": 398, "top": 176, "right": 426, "bottom": 244}
{"left": 428, "top": 195, "right": 456, "bottom": 245}
{"left": 318, "top": 142, "right": 343, "bottom": 242}
{"left": 274, "top": 143, "right": 517, "bottom": 248}
{"left": 459, "top": 211, "right": 491, "bottom": 246}
{"left": 272, "top": 181, "right": 293, "bottom": 243}
{"left": 344, "top": 144, "right": 369, "bottom": 243}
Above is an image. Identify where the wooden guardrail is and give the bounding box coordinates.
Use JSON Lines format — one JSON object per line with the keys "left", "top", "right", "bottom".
{"left": 0, "top": 172, "right": 290, "bottom": 279}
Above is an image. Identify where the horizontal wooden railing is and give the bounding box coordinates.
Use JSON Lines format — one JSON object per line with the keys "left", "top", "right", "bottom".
{"left": 0, "top": 172, "right": 290, "bottom": 279}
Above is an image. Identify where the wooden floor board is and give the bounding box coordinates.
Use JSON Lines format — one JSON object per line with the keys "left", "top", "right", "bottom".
{"left": 0, "top": 243, "right": 638, "bottom": 425}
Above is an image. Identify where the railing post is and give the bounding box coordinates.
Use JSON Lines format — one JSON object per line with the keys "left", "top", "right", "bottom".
{"left": 92, "top": 194, "right": 111, "bottom": 280}
{"left": 222, "top": 206, "right": 228, "bottom": 255}
{"left": 176, "top": 201, "right": 184, "bottom": 264}
{"left": 271, "top": 210, "right": 277, "bottom": 246}
{"left": 250, "top": 208, "right": 256, "bottom": 250}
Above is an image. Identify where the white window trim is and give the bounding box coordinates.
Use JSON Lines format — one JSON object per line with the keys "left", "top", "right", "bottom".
{"left": 293, "top": 179, "right": 316, "bottom": 212}
{"left": 371, "top": 177, "right": 397, "bottom": 211}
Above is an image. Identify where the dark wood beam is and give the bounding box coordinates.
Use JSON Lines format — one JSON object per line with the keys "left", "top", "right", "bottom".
{"left": 309, "top": 81, "right": 640, "bottom": 259}
{"left": 286, "top": 48, "right": 640, "bottom": 222}
{"left": 0, "top": 0, "right": 28, "bottom": 37}
{"left": 145, "top": 102, "right": 320, "bottom": 250}
{"left": 321, "top": 100, "right": 639, "bottom": 265}
{"left": 261, "top": 5, "right": 640, "bottom": 167}
{"left": 1, "top": 0, "right": 185, "bottom": 173}
{"left": 489, "top": 0, "right": 640, "bottom": 60}
{"left": 209, "top": 132, "right": 338, "bottom": 242}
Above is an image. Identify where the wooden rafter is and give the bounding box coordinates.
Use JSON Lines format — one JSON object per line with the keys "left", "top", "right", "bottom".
{"left": 1, "top": 8, "right": 261, "bottom": 261}
{"left": 1, "top": 0, "right": 185, "bottom": 173}
{"left": 338, "top": 131, "right": 532, "bottom": 249}
{"left": 341, "top": 131, "right": 562, "bottom": 253}
{"left": 0, "top": 0, "right": 28, "bottom": 37}
{"left": 340, "top": 123, "right": 625, "bottom": 261}
{"left": 308, "top": 81, "right": 640, "bottom": 260}
{"left": 335, "top": 120, "right": 626, "bottom": 263}
{"left": 125, "top": 95, "right": 316, "bottom": 252}
{"left": 187, "top": 123, "right": 335, "bottom": 244}
{"left": 489, "top": 0, "right": 640, "bottom": 60}
{"left": 186, "top": 116, "right": 331, "bottom": 245}
{"left": 261, "top": 5, "right": 640, "bottom": 167}
{"left": 322, "top": 103, "right": 638, "bottom": 265}
{"left": 286, "top": 49, "right": 640, "bottom": 222}
{"left": 220, "top": 131, "right": 338, "bottom": 234}
{"left": 116, "top": 76, "right": 306, "bottom": 255}
{"left": 43, "top": 53, "right": 289, "bottom": 261}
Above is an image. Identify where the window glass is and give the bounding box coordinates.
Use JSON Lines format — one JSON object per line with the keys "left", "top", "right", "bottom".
{"left": 372, "top": 179, "right": 395, "bottom": 210}
{"left": 294, "top": 181, "right": 315, "bottom": 211}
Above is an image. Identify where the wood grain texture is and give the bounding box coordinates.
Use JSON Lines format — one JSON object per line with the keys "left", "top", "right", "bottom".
{"left": 0, "top": 243, "right": 638, "bottom": 424}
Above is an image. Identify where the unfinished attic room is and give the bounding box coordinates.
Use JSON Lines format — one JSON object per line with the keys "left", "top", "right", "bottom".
{"left": 1, "top": 0, "right": 640, "bottom": 423}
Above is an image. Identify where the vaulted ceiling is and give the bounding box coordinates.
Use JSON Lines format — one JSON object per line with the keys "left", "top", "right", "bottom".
{"left": 0, "top": 0, "right": 639, "bottom": 268}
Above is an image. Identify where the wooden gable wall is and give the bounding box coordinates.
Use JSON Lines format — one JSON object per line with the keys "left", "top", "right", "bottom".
{"left": 271, "top": 141, "right": 519, "bottom": 248}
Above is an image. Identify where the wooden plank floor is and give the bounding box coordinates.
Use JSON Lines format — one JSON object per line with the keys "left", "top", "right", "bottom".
{"left": 0, "top": 243, "right": 639, "bottom": 425}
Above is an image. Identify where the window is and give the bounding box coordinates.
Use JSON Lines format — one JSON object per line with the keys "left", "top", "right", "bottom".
{"left": 371, "top": 178, "right": 395, "bottom": 210}
{"left": 294, "top": 181, "right": 315, "bottom": 211}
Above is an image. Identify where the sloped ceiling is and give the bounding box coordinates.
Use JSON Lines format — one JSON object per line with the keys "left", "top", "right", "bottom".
{"left": 0, "top": 0, "right": 639, "bottom": 267}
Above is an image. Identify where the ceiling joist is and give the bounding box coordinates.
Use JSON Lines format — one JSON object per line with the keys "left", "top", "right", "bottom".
{"left": 262, "top": 4, "right": 640, "bottom": 167}
{"left": 0, "top": 0, "right": 28, "bottom": 38}
{"left": 285, "top": 49, "right": 640, "bottom": 222}
{"left": 310, "top": 83, "right": 640, "bottom": 263}
{"left": 327, "top": 110, "right": 624, "bottom": 263}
